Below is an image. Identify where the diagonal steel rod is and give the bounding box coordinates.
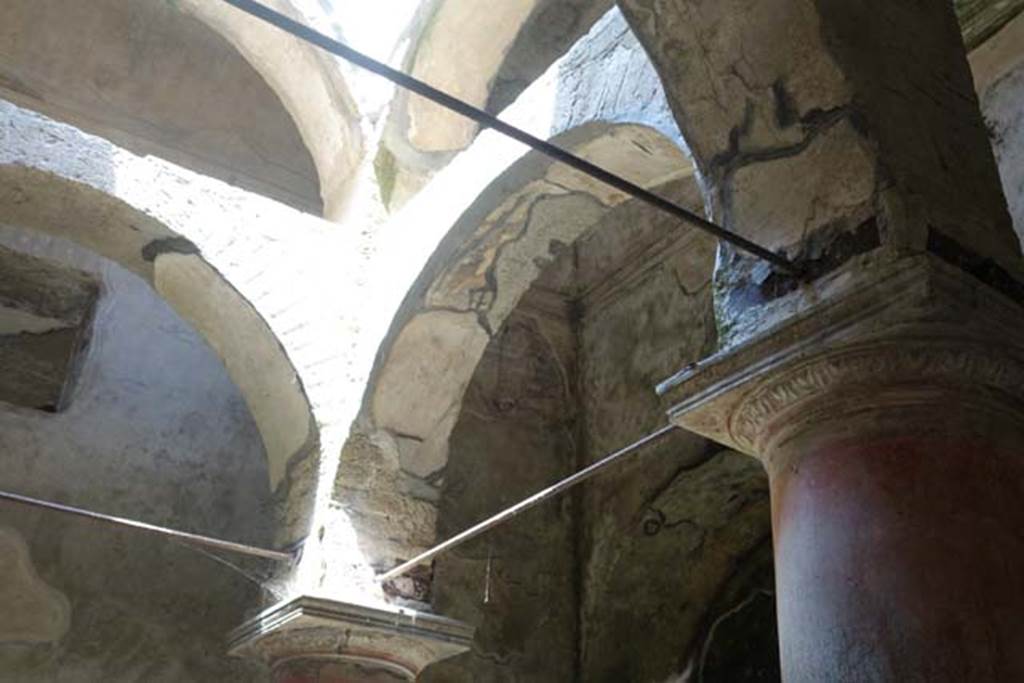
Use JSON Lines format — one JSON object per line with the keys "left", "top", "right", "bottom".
{"left": 376, "top": 424, "right": 678, "bottom": 583}
{"left": 219, "top": 0, "right": 797, "bottom": 274}
{"left": 0, "top": 489, "right": 293, "bottom": 562}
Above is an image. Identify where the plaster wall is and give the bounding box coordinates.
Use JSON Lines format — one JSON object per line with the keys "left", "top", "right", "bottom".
{"left": 338, "top": 6, "right": 691, "bottom": 591}
{"left": 975, "top": 14, "right": 1024, "bottom": 238}
{"left": 558, "top": 7, "right": 1024, "bottom": 680}
{"left": 6, "top": 4, "right": 1024, "bottom": 677}
{"left": 401, "top": 7, "right": 1024, "bottom": 680}
{"left": 0, "top": 99, "right": 360, "bottom": 567}
{"left": 551, "top": 7, "right": 682, "bottom": 147}
{"left": 413, "top": 182, "right": 778, "bottom": 681}
{"left": 0, "top": 0, "right": 322, "bottom": 213}
{"left": 0, "top": 226, "right": 271, "bottom": 681}
{"left": 423, "top": 304, "right": 579, "bottom": 682}
{"left": 572, "top": 190, "right": 776, "bottom": 681}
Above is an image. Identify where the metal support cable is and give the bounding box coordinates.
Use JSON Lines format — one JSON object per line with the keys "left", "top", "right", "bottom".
{"left": 219, "top": 0, "right": 797, "bottom": 274}
{"left": 376, "top": 424, "right": 678, "bottom": 583}
{"left": 0, "top": 489, "right": 294, "bottom": 562}
{"left": 0, "top": 422, "right": 674, "bottom": 574}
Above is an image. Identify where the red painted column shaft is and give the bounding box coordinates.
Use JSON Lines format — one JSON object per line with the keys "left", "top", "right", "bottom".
{"left": 770, "top": 415, "right": 1024, "bottom": 681}
{"left": 273, "top": 658, "right": 412, "bottom": 683}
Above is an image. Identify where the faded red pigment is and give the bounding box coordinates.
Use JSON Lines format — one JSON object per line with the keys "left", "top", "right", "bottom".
{"left": 771, "top": 434, "right": 1024, "bottom": 681}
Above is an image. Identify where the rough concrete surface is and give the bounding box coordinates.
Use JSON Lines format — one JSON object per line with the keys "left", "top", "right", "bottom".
{"left": 339, "top": 121, "right": 691, "bottom": 594}
{"left": 412, "top": 183, "right": 777, "bottom": 681}
{"left": 0, "top": 99, "right": 360, "bottom": 552}
{"left": 618, "top": 0, "right": 1017, "bottom": 353}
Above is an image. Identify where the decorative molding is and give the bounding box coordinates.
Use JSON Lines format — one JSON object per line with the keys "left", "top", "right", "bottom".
{"left": 730, "top": 340, "right": 1024, "bottom": 452}
{"left": 659, "top": 253, "right": 1024, "bottom": 457}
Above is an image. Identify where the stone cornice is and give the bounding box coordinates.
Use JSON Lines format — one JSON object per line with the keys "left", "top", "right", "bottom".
{"left": 658, "top": 254, "right": 1024, "bottom": 457}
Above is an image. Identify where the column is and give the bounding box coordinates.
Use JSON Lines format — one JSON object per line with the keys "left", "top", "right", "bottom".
{"left": 659, "top": 257, "right": 1024, "bottom": 680}
{"left": 229, "top": 596, "right": 473, "bottom": 682}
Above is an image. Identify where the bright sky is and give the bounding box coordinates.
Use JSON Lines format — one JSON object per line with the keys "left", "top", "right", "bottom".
{"left": 292, "top": 0, "right": 426, "bottom": 113}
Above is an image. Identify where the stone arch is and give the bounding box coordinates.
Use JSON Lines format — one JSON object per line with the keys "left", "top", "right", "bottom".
{"left": 334, "top": 122, "right": 706, "bottom": 583}
{"left": 356, "top": 116, "right": 782, "bottom": 679}
{"left": 615, "top": 0, "right": 1018, "bottom": 350}
{"left": 182, "top": 0, "right": 363, "bottom": 219}
{"left": 369, "top": 123, "right": 689, "bottom": 447}
{"left": 0, "top": 0, "right": 361, "bottom": 218}
{"left": 378, "top": 0, "right": 612, "bottom": 204}
{"left": 0, "top": 163, "right": 318, "bottom": 539}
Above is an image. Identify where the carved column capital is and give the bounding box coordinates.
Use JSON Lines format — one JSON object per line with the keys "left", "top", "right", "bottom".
{"left": 659, "top": 255, "right": 1024, "bottom": 463}
{"left": 228, "top": 596, "right": 473, "bottom": 681}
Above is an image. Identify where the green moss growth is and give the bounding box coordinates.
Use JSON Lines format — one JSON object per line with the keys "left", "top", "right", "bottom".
{"left": 374, "top": 146, "right": 398, "bottom": 210}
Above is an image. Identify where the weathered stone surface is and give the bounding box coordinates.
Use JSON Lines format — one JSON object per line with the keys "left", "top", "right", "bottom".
{"left": 619, "top": 0, "right": 1017, "bottom": 351}
{"left": 552, "top": 7, "right": 683, "bottom": 145}
{"left": 385, "top": 0, "right": 609, "bottom": 154}
{"left": 413, "top": 177, "right": 776, "bottom": 681}
{"left": 570, "top": 186, "right": 774, "bottom": 681}
{"left": 422, "top": 306, "right": 578, "bottom": 682}
{"left": 7, "top": 0, "right": 1024, "bottom": 679}
{"left": 380, "top": 5, "right": 680, "bottom": 208}
{"left": 0, "top": 527, "right": 70, "bottom": 645}
{"left": 691, "top": 541, "right": 778, "bottom": 682}
{"left": 487, "top": 0, "right": 616, "bottom": 115}
{"left": 178, "top": 0, "right": 364, "bottom": 219}
{"left": 970, "top": 9, "right": 1024, "bottom": 93}
{"left": 344, "top": 122, "right": 691, "bottom": 582}
{"left": 0, "top": 243, "right": 97, "bottom": 411}
{"left": 661, "top": 251, "right": 1024, "bottom": 680}
{"left": 0, "top": 0, "right": 325, "bottom": 213}
{"left": 659, "top": 253, "right": 1024, "bottom": 459}
{"left": 0, "top": 100, "right": 357, "bottom": 549}
{"left": 405, "top": 0, "right": 538, "bottom": 154}
{"left": 0, "top": 228, "right": 272, "bottom": 682}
